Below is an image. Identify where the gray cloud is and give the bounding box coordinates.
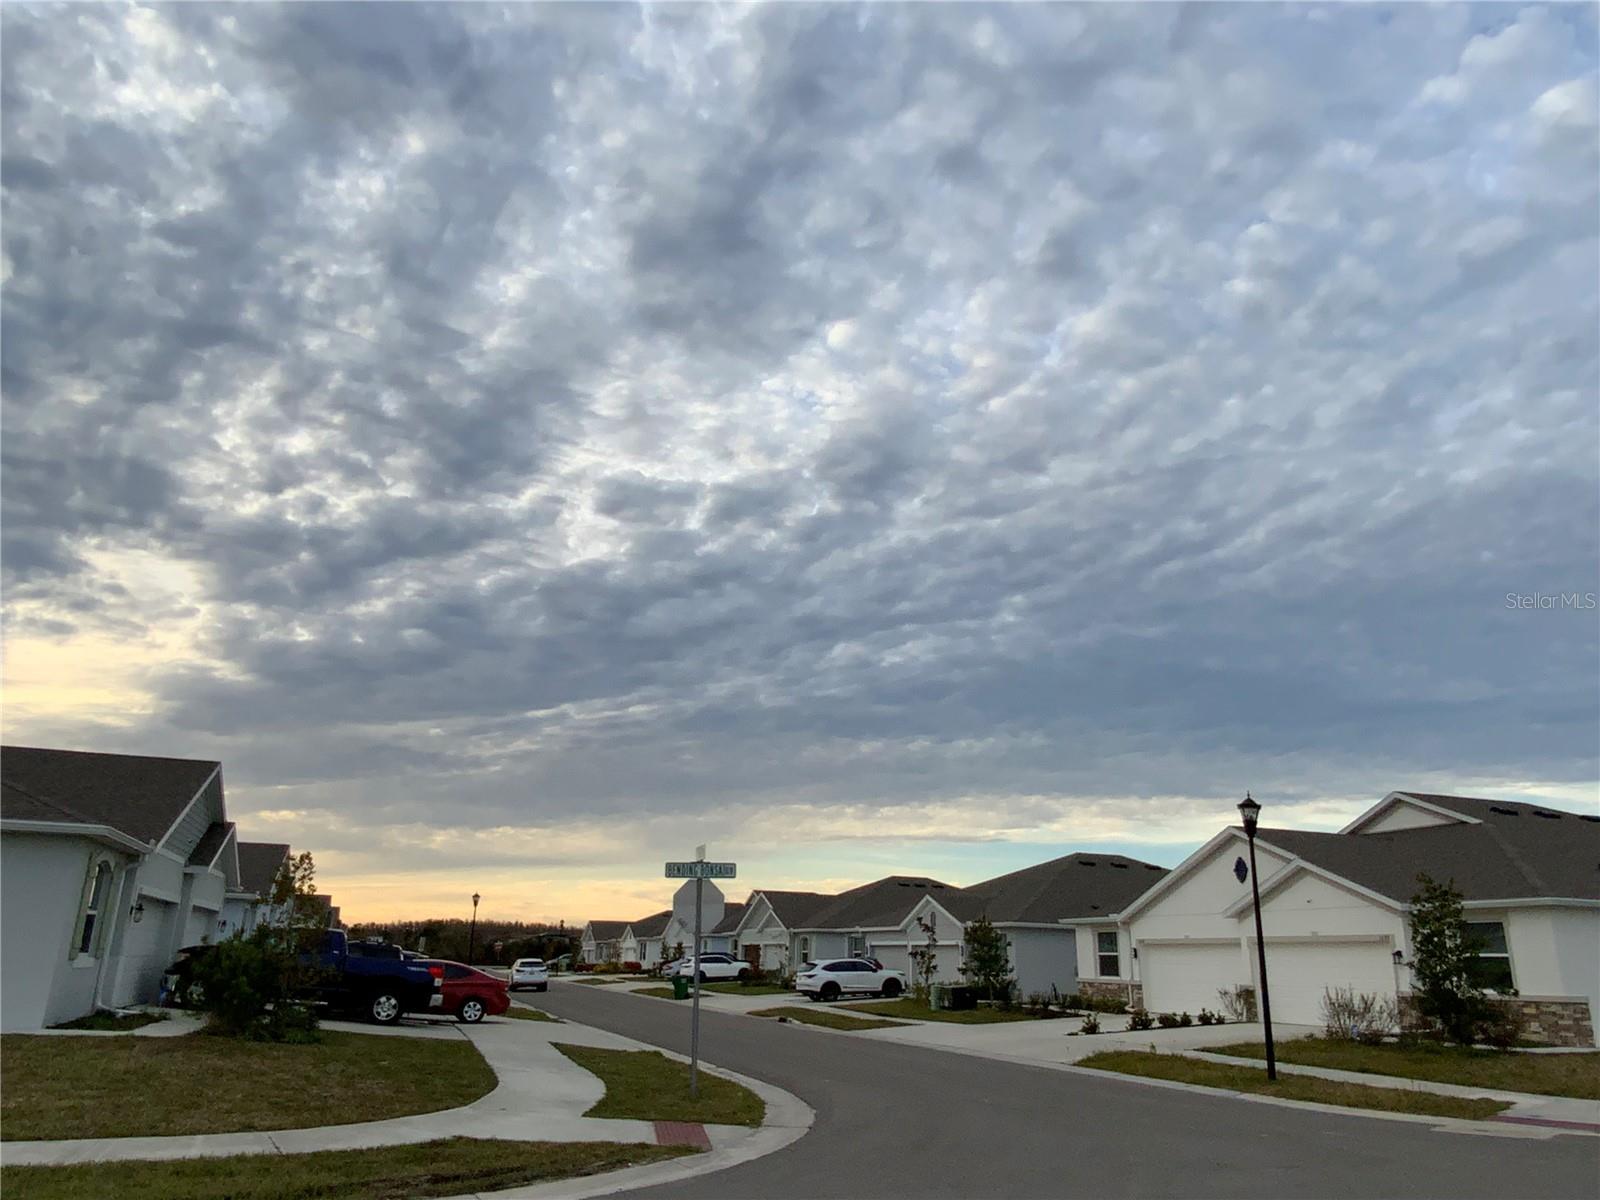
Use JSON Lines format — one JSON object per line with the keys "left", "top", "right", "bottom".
{"left": 2, "top": 3, "right": 1595, "bottom": 877}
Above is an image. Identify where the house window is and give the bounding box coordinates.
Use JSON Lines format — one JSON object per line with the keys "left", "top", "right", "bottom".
{"left": 75, "top": 860, "right": 113, "bottom": 957}
{"left": 848, "top": 933, "right": 866, "bottom": 956}
{"left": 799, "top": 936, "right": 810, "bottom": 959}
{"left": 1464, "top": 921, "right": 1513, "bottom": 991}
{"left": 1097, "top": 930, "right": 1120, "bottom": 977}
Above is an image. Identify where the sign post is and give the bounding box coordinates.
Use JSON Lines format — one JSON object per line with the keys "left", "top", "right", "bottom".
{"left": 664, "top": 849, "right": 736, "bottom": 1100}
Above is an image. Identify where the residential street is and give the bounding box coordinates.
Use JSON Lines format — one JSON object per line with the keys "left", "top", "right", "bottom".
{"left": 537, "top": 986, "right": 1600, "bottom": 1200}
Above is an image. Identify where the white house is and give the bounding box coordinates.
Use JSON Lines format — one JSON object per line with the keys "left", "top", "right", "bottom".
{"left": 1121, "top": 792, "right": 1600, "bottom": 1046}
{"left": 0, "top": 745, "right": 285, "bottom": 1030}
{"left": 732, "top": 890, "right": 836, "bottom": 970}
{"left": 219, "top": 840, "right": 290, "bottom": 940}
{"left": 578, "top": 920, "right": 628, "bottom": 964}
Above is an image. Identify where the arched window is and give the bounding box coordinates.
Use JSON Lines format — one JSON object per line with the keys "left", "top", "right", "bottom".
{"left": 74, "top": 859, "right": 114, "bottom": 957}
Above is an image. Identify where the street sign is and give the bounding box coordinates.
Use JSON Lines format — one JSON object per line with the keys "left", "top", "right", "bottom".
{"left": 665, "top": 861, "right": 737, "bottom": 879}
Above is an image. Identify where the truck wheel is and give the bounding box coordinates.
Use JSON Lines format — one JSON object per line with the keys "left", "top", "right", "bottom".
{"left": 880, "top": 978, "right": 902, "bottom": 998}
{"left": 737, "top": 967, "right": 750, "bottom": 980}
{"left": 458, "top": 998, "right": 486, "bottom": 1024}
{"left": 820, "top": 982, "right": 841, "bottom": 1002}
{"left": 368, "top": 991, "right": 403, "bottom": 1025}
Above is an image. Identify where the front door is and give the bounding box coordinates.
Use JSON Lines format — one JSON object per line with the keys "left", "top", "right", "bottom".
{"left": 744, "top": 944, "right": 761, "bottom": 968}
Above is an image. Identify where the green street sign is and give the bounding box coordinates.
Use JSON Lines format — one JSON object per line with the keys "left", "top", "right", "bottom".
{"left": 664, "top": 861, "right": 737, "bottom": 879}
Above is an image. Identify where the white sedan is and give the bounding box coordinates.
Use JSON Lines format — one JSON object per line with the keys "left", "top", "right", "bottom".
{"left": 509, "top": 958, "right": 549, "bottom": 992}
{"left": 796, "top": 958, "right": 906, "bottom": 1001}
{"left": 671, "top": 952, "right": 752, "bottom": 982}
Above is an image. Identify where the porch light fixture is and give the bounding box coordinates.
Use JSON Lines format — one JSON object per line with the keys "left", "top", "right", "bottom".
{"left": 1238, "top": 792, "right": 1277, "bottom": 1081}
{"left": 1392, "top": 949, "right": 1405, "bottom": 966}
{"left": 130, "top": 900, "right": 145, "bottom": 924}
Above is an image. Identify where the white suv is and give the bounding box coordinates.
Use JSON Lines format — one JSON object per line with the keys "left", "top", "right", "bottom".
{"left": 509, "top": 958, "right": 549, "bottom": 992}
{"left": 672, "top": 952, "right": 752, "bottom": 982}
{"left": 796, "top": 958, "right": 906, "bottom": 1001}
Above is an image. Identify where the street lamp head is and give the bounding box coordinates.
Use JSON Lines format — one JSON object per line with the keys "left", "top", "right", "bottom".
{"left": 472, "top": 892, "right": 481, "bottom": 908}
{"left": 1237, "top": 792, "right": 1261, "bottom": 837}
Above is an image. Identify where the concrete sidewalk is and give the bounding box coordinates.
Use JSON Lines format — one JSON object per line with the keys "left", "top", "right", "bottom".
{"left": 1, "top": 1003, "right": 812, "bottom": 1169}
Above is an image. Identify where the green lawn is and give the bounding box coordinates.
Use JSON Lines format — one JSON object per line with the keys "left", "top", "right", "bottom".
{"left": 1080, "top": 1051, "right": 1509, "bottom": 1120}
{"left": 750, "top": 1006, "right": 906, "bottom": 1031}
{"left": 504, "top": 1004, "right": 561, "bottom": 1022}
{"left": 553, "top": 1043, "right": 765, "bottom": 1126}
{"left": 635, "top": 986, "right": 680, "bottom": 999}
{"left": 701, "top": 981, "right": 792, "bottom": 995}
{"left": 848, "top": 999, "right": 1037, "bottom": 1024}
{"left": 1, "top": 1031, "right": 495, "bottom": 1140}
{"left": 0, "top": 1137, "right": 694, "bottom": 1200}
{"left": 48, "top": 1012, "right": 166, "bottom": 1032}
{"left": 1212, "top": 1037, "right": 1600, "bottom": 1100}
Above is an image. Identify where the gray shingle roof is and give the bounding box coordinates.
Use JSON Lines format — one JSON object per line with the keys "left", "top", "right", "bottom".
{"left": 631, "top": 910, "right": 672, "bottom": 937}
{"left": 798, "top": 877, "right": 958, "bottom": 929}
{"left": 1, "top": 746, "right": 219, "bottom": 844}
{"left": 709, "top": 902, "right": 747, "bottom": 935}
{"left": 752, "top": 890, "right": 837, "bottom": 929}
{"left": 1261, "top": 793, "right": 1600, "bottom": 903}
{"left": 585, "top": 920, "right": 629, "bottom": 940}
{"left": 236, "top": 842, "right": 290, "bottom": 895}
{"left": 941, "top": 853, "right": 1171, "bottom": 923}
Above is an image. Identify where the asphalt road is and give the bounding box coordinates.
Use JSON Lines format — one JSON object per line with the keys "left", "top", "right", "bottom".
{"left": 535, "top": 984, "right": 1600, "bottom": 1200}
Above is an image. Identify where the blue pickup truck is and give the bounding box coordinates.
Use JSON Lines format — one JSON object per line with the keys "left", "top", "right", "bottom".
{"left": 305, "top": 931, "right": 443, "bottom": 1024}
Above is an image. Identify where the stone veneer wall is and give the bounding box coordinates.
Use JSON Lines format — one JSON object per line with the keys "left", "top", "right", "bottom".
{"left": 1397, "top": 992, "right": 1593, "bottom": 1048}
{"left": 1079, "top": 979, "right": 1143, "bottom": 1008}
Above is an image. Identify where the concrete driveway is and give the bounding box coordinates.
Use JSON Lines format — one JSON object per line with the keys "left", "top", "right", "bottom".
{"left": 536, "top": 983, "right": 1600, "bottom": 1200}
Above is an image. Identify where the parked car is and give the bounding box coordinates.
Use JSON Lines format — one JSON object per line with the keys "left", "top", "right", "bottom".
{"left": 300, "top": 930, "right": 444, "bottom": 1024}
{"left": 160, "top": 944, "right": 217, "bottom": 1007}
{"left": 510, "top": 958, "right": 549, "bottom": 992}
{"left": 670, "top": 952, "right": 751, "bottom": 982}
{"left": 796, "top": 958, "right": 906, "bottom": 1001}
{"left": 422, "top": 960, "right": 511, "bottom": 1023}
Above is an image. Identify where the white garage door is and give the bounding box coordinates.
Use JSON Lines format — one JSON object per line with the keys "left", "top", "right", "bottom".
{"left": 1140, "top": 943, "right": 1246, "bottom": 1016}
{"left": 111, "top": 898, "right": 177, "bottom": 1007}
{"left": 1262, "top": 941, "right": 1396, "bottom": 1026}
{"left": 870, "top": 945, "right": 911, "bottom": 976}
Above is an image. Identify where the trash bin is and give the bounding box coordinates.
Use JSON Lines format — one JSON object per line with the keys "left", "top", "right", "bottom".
{"left": 929, "top": 983, "right": 949, "bottom": 1011}
{"left": 673, "top": 974, "right": 691, "bottom": 1000}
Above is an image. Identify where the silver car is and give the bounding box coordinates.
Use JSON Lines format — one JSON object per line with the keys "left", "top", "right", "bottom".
{"left": 510, "top": 957, "right": 549, "bottom": 992}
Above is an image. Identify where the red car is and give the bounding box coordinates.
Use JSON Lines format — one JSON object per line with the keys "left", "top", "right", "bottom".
{"left": 422, "top": 961, "right": 510, "bottom": 1023}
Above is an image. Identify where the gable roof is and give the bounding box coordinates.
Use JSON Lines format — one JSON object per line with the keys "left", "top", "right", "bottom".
{"left": 941, "top": 853, "right": 1171, "bottom": 924}
{"left": 584, "top": 920, "right": 629, "bottom": 940}
{"left": 631, "top": 910, "right": 672, "bottom": 938}
{"left": 1259, "top": 795, "right": 1599, "bottom": 903}
{"left": 188, "top": 821, "right": 235, "bottom": 868}
{"left": 709, "top": 902, "right": 747, "bottom": 935}
{"left": 1, "top": 746, "right": 220, "bottom": 845}
{"left": 799, "top": 877, "right": 958, "bottom": 930}
{"left": 751, "top": 890, "right": 837, "bottom": 929}
{"left": 236, "top": 841, "right": 290, "bottom": 896}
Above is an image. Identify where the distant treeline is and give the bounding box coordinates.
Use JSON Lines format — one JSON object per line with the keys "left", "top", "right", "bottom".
{"left": 345, "top": 918, "right": 578, "bottom": 967}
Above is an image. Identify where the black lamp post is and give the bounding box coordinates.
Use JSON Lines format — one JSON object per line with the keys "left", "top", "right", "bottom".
{"left": 1238, "top": 792, "right": 1276, "bottom": 1080}
{"left": 468, "top": 892, "right": 482, "bottom": 966}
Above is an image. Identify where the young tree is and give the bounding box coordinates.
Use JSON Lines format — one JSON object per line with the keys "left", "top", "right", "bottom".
{"left": 907, "top": 914, "right": 939, "bottom": 1002}
{"left": 1408, "top": 873, "right": 1489, "bottom": 1044}
{"left": 960, "top": 914, "right": 1014, "bottom": 1002}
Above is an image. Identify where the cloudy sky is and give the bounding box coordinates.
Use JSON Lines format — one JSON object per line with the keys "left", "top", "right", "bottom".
{"left": 3, "top": 3, "right": 1596, "bottom": 924}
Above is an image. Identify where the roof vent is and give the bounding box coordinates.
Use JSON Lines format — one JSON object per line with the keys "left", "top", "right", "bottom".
{"left": 1533, "top": 811, "right": 1562, "bottom": 820}
{"left": 914, "top": 882, "right": 926, "bottom": 888}
{"left": 1489, "top": 806, "right": 1520, "bottom": 816}
{"left": 897, "top": 881, "right": 911, "bottom": 887}
{"left": 1088, "top": 904, "right": 1101, "bottom": 910}
{"left": 1111, "top": 862, "right": 1129, "bottom": 869}
{"left": 1145, "top": 864, "right": 1162, "bottom": 870}
{"left": 932, "top": 884, "right": 945, "bottom": 889}
{"left": 1579, "top": 815, "right": 1600, "bottom": 824}
{"left": 1079, "top": 860, "right": 1098, "bottom": 867}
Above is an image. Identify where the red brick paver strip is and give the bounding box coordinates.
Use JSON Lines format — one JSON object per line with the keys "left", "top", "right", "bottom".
{"left": 653, "top": 1120, "right": 712, "bottom": 1148}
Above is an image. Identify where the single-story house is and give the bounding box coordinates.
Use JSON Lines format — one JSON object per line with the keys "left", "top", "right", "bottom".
{"left": 732, "top": 890, "right": 837, "bottom": 970}
{"left": 579, "top": 920, "right": 628, "bottom": 964}
{"left": 0, "top": 745, "right": 285, "bottom": 1029}
{"left": 631, "top": 910, "right": 672, "bottom": 967}
{"left": 1121, "top": 791, "right": 1600, "bottom": 1046}
{"left": 220, "top": 841, "right": 291, "bottom": 940}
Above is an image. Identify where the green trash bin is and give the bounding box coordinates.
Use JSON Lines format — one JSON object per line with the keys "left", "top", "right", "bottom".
{"left": 673, "top": 974, "right": 691, "bottom": 1000}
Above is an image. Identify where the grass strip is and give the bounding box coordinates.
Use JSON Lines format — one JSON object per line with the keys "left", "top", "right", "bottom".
{"left": 0, "top": 1137, "right": 693, "bottom": 1200}
{"left": 849, "top": 998, "right": 1037, "bottom": 1024}
{"left": 634, "top": 987, "right": 680, "bottom": 999}
{"left": 1, "top": 1030, "right": 495, "bottom": 1141}
{"left": 504, "top": 1004, "right": 562, "bottom": 1022}
{"left": 750, "top": 1005, "right": 906, "bottom": 1031}
{"left": 553, "top": 1043, "right": 765, "bottom": 1126}
{"left": 1079, "top": 1051, "right": 1509, "bottom": 1120}
{"left": 47, "top": 1012, "right": 166, "bottom": 1032}
{"left": 700, "top": 981, "right": 793, "bottom": 995}
{"left": 1210, "top": 1037, "right": 1599, "bottom": 1100}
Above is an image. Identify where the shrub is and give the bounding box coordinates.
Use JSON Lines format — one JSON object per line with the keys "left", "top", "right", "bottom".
{"left": 189, "top": 931, "right": 321, "bottom": 1042}
{"left": 1409, "top": 873, "right": 1493, "bottom": 1046}
{"left": 1321, "top": 987, "right": 1399, "bottom": 1044}
{"left": 1127, "top": 1008, "right": 1155, "bottom": 1031}
{"left": 960, "top": 915, "right": 1013, "bottom": 1002}
{"left": 621, "top": 961, "right": 643, "bottom": 973}
{"left": 1475, "top": 997, "right": 1527, "bottom": 1050}
{"left": 1216, "top": 986, "right": 1255, "bottom": 1023}
{"left": 1196, "top": 1008, "right": 1217, "bottom": 1026}
{"left": 1178, "top": 1011, "right": 1194, "bottom": 1028}
{"left": 1081, "top": 1011, "right": 1101, "bottom": 1034}
{"left": 1156, "top": 1011, "right": 1182, "bottom": 1028}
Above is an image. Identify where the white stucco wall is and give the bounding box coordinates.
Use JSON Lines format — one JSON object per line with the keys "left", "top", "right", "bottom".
{"left": 111, "top": 896, "right": 179, "bottom": 1007}
{"left": 1258, "top": 873, "right": 1405, "bottom": 940}
{"left": 1128, "top": 835, "right": 1292, "bottom": 946}
{"left": 1, "top": 834, "right": 136, "bottom": 1029}
{"left": 1500, "top": 906, "right": 1600, "bottom": 1044}
{"left": 1075, "top": 923, "right": 1127, "bottom": 982}
{"left": 1354, "top": 801, "right": 1458, "bottom": 834}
